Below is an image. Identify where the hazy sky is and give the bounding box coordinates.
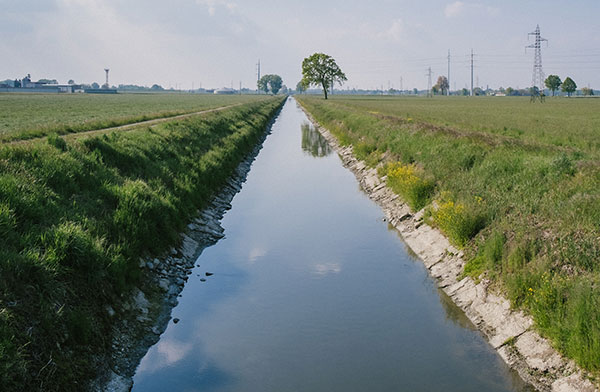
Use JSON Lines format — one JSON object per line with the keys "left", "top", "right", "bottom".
{"left": 2, "top": 0, "right": 599, "bottom": 90}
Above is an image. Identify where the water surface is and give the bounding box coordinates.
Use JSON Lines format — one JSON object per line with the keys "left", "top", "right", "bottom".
{"left": 132, "top": 98, "right": 531, "bottom": 392}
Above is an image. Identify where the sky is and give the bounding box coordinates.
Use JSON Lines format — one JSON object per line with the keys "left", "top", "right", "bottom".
{"left": 1, "top": 0, "right": 599, "bottom": 91}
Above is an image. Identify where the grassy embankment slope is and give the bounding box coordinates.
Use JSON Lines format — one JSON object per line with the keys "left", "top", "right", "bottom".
{"left": 0, "top": 93, "right": 264, "bottom": 142}
{"left": 0, "top": 93, "right": 285, "bottom": 391}
{"left": 298, "top": 95, "right": 600, "bottom": 373}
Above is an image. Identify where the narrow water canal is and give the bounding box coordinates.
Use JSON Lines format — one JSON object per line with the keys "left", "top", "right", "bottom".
{"left": 132, "top": 98, "right": 532, "bottom": 392}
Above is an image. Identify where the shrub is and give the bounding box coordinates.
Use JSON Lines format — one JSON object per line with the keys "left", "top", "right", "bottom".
{"left": 386, "top": 162, "right": 434, "bottom": 211}
{"left": 431, "top": 193, "right": 486, "bottom": 247}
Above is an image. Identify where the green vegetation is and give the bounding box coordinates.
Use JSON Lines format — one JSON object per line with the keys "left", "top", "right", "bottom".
{"left": 0, "top": 93, "right": 266, "bottom": 142}
{"left": 300, "top": 53, "right": 347, "bottom": 99}
{"left": 562, "top": 77, "right": 577, "bottom": 97}
{"left": 258, "top": 74, "right": 283, "bottom": 95}
{"left": 297, "top": 95, "right": 600, "bottom": 373}
{"left": 0, "top": 96, "right": 285, "bottom": 391}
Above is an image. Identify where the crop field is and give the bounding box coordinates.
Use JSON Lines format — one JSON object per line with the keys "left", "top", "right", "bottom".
{"left": 0, "top": 93, "right": 267, "bottom": 142}
{"left": 297, "top": 95, "right": 600, "bottom": 373}
{"left": 0, "top": 96, "right": 285, "bottom": 390}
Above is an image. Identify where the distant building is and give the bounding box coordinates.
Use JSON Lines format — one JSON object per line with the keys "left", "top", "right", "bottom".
{"left": 0, "top": 74, "right": 83, "bottom": 93}
{"left": 214, "top": 87, "right": 236, "bottom": 95}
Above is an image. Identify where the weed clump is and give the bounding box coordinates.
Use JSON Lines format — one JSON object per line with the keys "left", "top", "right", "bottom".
{"left": 430, "top": 193, "right": 486, "bottom": 247}
{"left": 386, "top": 162, "right": 434, "bottom": 211}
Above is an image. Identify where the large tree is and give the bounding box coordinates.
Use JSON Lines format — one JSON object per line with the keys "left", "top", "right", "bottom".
{"left": 561, "top": 77, "right": 577, "bottom": 97}
{"left": 301, "top": 53, "right": 347, "bottom": 99}
{"left": 544, "top": 75, "right": 562, "bottom": 96}
{"left": 436, "top": 76, "right": 449, "bottom": 95}
{"left": 258, "top": 74, "right": 283, "bottom": 95}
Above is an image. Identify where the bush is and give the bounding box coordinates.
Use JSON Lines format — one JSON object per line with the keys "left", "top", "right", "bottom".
{"left": 431, "top": 193, "right": 486, "bottom": 247}
{"left": 386, "top": 162, "right": 434, "bottom": 211}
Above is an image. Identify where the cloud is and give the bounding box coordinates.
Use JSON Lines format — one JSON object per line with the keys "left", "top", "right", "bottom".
{"left": 196, "top": 0, "right": 237, "bottom": 16}
{"left": 380, "top": 18, "right": 404, "bottom": 41}
{"left": 444, "top": 1, "right": 465, "bottom": 18}
{"left": 444, "top": 1, "right": 499, "bottom": 18}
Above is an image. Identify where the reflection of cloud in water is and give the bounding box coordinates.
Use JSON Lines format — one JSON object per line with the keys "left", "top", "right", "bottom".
{"left": 136, "top": 338, "right": 193, "bottom": 374}
{"left": 248, "top": 247, "right": 267, "bottom": 263}
{"left": 312, "top": 262, "right": 342, "bottom": 276}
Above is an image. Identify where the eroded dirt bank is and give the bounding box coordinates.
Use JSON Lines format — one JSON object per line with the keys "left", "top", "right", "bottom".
{"left": 298, "top": 100, "right": 597, "bottom": 392}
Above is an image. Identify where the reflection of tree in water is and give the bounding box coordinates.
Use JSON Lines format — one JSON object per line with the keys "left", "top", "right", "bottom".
{"left": 301, "top": 122, "right": 332, "bottom": 157}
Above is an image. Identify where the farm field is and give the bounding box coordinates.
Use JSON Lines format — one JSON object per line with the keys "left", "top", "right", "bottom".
{"left": 0, "top": 93, "right": 267, "bottom": 142}
{"left": 297, "top": 95, "right": 600, "bottom": 373}
{"left": 0, "top": 96, "right": 285, "bottom": 390}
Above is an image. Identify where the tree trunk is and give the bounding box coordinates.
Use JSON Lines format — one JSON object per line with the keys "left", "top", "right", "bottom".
{"left": 321, "top": 81, "right": 328, "bottom": 99}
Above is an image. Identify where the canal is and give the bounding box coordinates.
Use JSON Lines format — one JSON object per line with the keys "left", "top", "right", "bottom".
{"left": 132, "top": 97, "right": 531, "bottom": 391}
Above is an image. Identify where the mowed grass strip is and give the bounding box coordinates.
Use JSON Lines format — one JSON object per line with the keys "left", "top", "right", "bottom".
{"left": 0, "top": 93, "right": 268, "bottom": 142}
{"left": 0, "top": 96, "right": 285, "bottom": 391}
{"left": 297, "top": 95, "right": 600, "bottom": 373}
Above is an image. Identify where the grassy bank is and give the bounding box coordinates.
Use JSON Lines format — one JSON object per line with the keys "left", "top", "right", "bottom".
{"left": 0, "top": 96, "right": 285, "bottom": 391}
{"left": 297, "top": 95, "right": 600, "bottom": 373}
{"left": 0, "top": 93, "right": 266, "bottom": 142}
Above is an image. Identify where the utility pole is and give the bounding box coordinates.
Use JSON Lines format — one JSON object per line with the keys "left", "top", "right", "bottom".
{"left": 239, "top": 81, "right": 242, "bottom": 95}
{"left": 256, "top": 59, "right": 261, "bottom": 93}
{"left": 400, "top": 76, "right": 403, "bottom": 94}
{"left": 426, "top": 67, "right": 432, "bottom": 97}
{"left": 447, "top": 50, "right": 451, "bottom": 96}
{"left": 470, "top": 49, "right": 474, "bottom": 96}
{"left": 526, "top": 24, "right": 548, "bottom": 91}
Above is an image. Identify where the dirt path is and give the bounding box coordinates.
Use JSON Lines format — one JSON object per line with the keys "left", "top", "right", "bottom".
{"left": 8, "top": 103, "right": 244, "bottom": 146}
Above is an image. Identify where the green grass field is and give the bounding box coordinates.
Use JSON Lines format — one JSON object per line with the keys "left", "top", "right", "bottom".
{"left": 0, "top": 93, "right": 267, "bottom": 142}
{"left": 0, "top": 96, "right": 285, "bottom": 391}
{"left": 297, "top": 95, "right": 600, "bottom": 374}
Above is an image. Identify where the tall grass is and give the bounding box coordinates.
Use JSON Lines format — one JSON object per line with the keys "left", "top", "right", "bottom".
{"left": 298, "top": 95, "right": 600, "bottom": 373}
{"left": 0, "top": 96, "right": 285, "bottom": 391}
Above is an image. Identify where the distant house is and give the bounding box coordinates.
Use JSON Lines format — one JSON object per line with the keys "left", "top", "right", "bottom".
{"left": 0, "top": 74, "right": 82, "bottom": 93}
{"left": 214, "top": 87, "right": 236, "bottom": 95}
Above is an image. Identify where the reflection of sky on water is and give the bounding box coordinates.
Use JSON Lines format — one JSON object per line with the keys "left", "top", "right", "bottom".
{"left": 312, "top": 262, "right": 342, "bottom": 276}
{"left": 132, "top": 98, "right": 533, "bottom": 392}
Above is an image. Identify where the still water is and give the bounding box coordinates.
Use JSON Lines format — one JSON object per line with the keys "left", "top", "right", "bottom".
{"left": 132, "top": 98, "right": 531, "bottom": 392}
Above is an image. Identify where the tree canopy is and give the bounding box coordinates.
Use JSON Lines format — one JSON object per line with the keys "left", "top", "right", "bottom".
{"left": 561, "top": 77, "right": 577, "bottom": 97}
{"left": 301, "top": 53, "right": 347, "bottom": 99}
{"left": 258, "top": 74, "right": 283, "bottom": 95}
{"left": 435, "top": 76, "right": 449, "bottom": 95}
{"left": 544, "top": 75, "right": 562, "bottom": 96}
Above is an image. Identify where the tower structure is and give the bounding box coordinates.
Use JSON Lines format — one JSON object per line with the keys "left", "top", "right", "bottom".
{"left": 256, "top": 60, "right": 261, "bottom": 93}
{"left": 104, "top": 68, "right": 110, "bottom": 88}
{"left": 526, "top": 25, "right": 548, "bottom": 91}
{"left": 447, "top": 50, "right": 450, "bottom": 96}
{"left": 426, "top": 67, "right": 432, "bottom": 97}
